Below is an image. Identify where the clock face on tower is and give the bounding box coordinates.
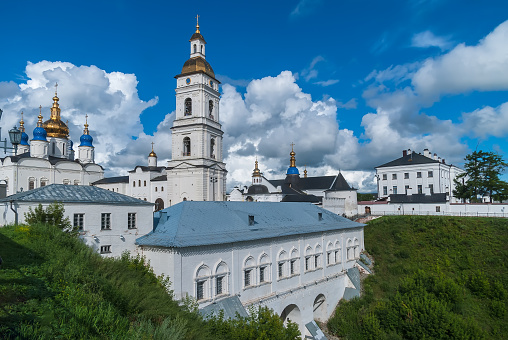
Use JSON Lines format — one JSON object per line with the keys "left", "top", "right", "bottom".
{"left": 186, "top": 78, "right": 191, "bottom": 84}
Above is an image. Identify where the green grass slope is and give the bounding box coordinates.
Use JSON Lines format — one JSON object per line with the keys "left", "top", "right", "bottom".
{"left": 328, "top": 216, "right": 508, "bottom": 340}
{"left": 0, "top": 223, "right": 208, "bottom": 339}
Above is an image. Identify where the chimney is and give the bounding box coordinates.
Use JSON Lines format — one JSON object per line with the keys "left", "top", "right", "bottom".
{"left": 434, "top": 153, "right": 437, "bottom": 160}
{"left": 442, "top": 159, "right": 445, "bottom": 164}
{"left": 438, "top": 157, "right": 441, "bottom": 163}
{"left": 408, "top": 149, "right": 411, "bottom": 155}
{"left": 403, "top": 150, "right": 407, "bottom": 157}
{"left": 424, "top": 149, "right": 430, "bottom": 158}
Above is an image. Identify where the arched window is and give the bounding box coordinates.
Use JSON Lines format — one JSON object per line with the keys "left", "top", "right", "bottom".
{"left": 40, "top": 178, "right": 48, "bottom": 187}
{"left": 138, "top": 180, "right": 141, "bottom": 187}
{"left": 314, "top": 244, "right": 322, "bottom": 269}
{"left": 244, "top": 256, "right": 256, "bottom": 288}
{"left": 201, "top": 45, "right": 203, "bottom": 53}
{"left": 347, "top": 239, "right": 353, "bottom": 260}
{"left": 155, "top": 198, "right": 164, "bottom": 212}
{"left": 193, "top": 44, "right": 197, "bottom": 53}
{"left": 210, "top": 138, "right": 215, "bottom": 159}
{"left": 354, "top": 238, "right": 360, "bottom": 259}
{"left": 290, "top": 248, "right": 299, "bottom": 276}
{"left": 183, "top": 137, "right": 191, "bottom": 156}
{"left": 259, "top": 253, "right": 270, "bottom": 283}
{"left": 209, "top": 100, "right": 214, "bottom": 119}
{"left": 215, "top": 261, "right": 229, "bottom": 296}
{"left": 326, "top": 242, "right": 334, "bottom": 265}
{"left": 183, "top": 197, "right": 187, "bottom": 201}
{"left": 28, "top": 177, "right": 35, "bottom": 190}
{"left": 133, "top": 181, "right": 135, "bottom": 187}
{"left": 278, "top": 250, "right": 288, "bottom": 279}
{"left": 334, "top": 241, "right": 341, "bottom": 264}
{"left": 195, "top": 265, "right": 211, "bottom": 301}
{"left": 155, "top": 187, "right": 158, "bottom": 192}
{"left": 305, "top": 246, "right": 313, "bottom": 271}
{"left": 185, "top": 98, "right": 192, "bottom": 116}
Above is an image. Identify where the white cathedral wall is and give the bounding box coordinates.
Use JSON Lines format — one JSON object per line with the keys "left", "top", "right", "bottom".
{"left": 140, "top": 226, "right": 364, "bottom": 333}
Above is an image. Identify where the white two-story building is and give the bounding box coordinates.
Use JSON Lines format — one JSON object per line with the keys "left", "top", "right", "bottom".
{"left": 136, "top": 201, "right": 364, "bottom": 337}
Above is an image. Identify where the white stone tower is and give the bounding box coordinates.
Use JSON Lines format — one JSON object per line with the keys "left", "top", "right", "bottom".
{"left": 166, "top": 17, "right": 227, "bottom": 204}
{"left": 77, "top": 115, "right": 95, "bottom": 164}
{"left": 148, "top": 142, "right": 157, "bottom": 167}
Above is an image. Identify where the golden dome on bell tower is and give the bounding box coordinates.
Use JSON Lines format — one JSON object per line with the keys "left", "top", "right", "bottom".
{"left": 42, "top": 83, "right": 69, "bottom": 139}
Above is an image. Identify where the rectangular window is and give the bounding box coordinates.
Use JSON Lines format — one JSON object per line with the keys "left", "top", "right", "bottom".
{"left": 418, "top": 185, "right": 423, "bottom": 194}
{"left": 404, "top": 172, "right": 409, "bottom": 179}
{"left": 382, "top": 174, "right": 387, "bottom": 180}
{"left": 216, "top": 276, "right": 223, "bottom": 295}
{"left": 29, "top": 180, "right": 35, "bottom": 190}
{"left": 128, "top": 213, "right": 136, "bottom": 229}
{"left": 73, "top": 213, "right": 84, "bottom": 230}
{"left": 405, "top": 185, "right": 410, "bottom": 194}
{"left": 197, "top": 281, "right": 204, "bottom": 300}
{"left": 428, "top": 171, "right": 433, "bottom": 178}
{"left": 133, "top": 181, "right": 135, "bottom": 187}
{"left": 100, "top": 245, "right": 111, "bottom": 254}
{"left": 436, "top": 206, "right": 441, "bottom": 212}
{"left": 383, "top": 186, "right": 388, "bottom": 196}
{"left": 305, "top": 257, "right": 310, "bottom": 271}
{"left": 429, "top": 184, "right": 434, "bottom": 195}
{"left": 290, "top": 259, "right": 296, "bottom": 275}
{"left": 278, "top": 262, "right": 284, "bottom": 278}
{"left": 40, "top": 181, "right": 47, "bottom": 187}
{"left": 393, "top": 186, "right": 398, "bottom": 194}
{"left": 392, "top": 174, "right": 397, "bottom": 180}
{"left": 101, "top": 213, "right": 111, "bottom": 230}
{"left": 417, "top": 172, "right": 422, "bottom": 178}
{"left": 244, "top": 270, "right": 251, "bottom": 287}
{"left": 259, "top": 266, "right": 266, "bottom": 283}
{"left": 144, "top": 180, "right": 147, "bottom": 187}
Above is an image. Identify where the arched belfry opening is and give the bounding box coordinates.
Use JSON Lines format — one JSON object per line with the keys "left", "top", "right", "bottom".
{"left": 185, "top": 98, "right": 192, "bottom": 116}
{"left": 183, "top": 137, "right": 191, "bottom": 156}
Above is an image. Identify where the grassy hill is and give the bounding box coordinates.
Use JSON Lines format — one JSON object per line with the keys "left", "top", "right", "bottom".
{"left": 328, "top": 216, "right": 508, "bottom": 340}
{"left": 0, "top": 222, "right": 299, "bottom": 339}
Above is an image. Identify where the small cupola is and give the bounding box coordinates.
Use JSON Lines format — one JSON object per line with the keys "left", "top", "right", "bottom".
{"left": 190, "top": 15, "right": 206, "bottom": 59}
{"left": 148, "top": 142, "right": 157, "bottom": 167}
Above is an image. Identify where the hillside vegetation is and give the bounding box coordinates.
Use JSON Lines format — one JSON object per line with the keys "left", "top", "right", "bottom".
{"left": 328, "top": 216, "right": 508, "bottom": 340}
{"left": 0, "top": 222, "right": 300, "bottom": 339}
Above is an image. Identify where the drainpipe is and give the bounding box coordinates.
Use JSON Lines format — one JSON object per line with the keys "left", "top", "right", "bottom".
{"left": 10, "top": 200, "right": 18, "bottom": 225}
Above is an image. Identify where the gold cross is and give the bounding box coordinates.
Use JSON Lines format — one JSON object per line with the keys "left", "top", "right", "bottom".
{"left": 55, "top": 82, "right": 58, "bottom": 95}
{"left": 196, "top": 14, "right": 199, "bottom": 25}
{"left": 151, "top": 141, "right": 154, "bottom": 150}
{"left": 290, "top": 142, "right": 295, "bottom": 151}
{"left": 85, "top": 114, "right": 88, "bottom": 123}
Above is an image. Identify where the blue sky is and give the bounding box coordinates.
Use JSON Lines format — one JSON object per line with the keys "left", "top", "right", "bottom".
{"left": 0, "top": 0, "right": 507, "bottom": 191}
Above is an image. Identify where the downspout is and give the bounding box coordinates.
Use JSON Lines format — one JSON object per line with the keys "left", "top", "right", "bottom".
{"left": 10, "top": 200, "right": 18, "bottom": 225}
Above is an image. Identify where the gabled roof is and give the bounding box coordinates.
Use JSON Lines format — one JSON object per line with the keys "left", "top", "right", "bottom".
{"left": 376, "top": 152, "right": 442, "bottom": 168}
{"left": 128, "top": 166, "right": 166, "bottom": 173}
{"left": 136, "top": 201, "right": 363, "bottom": 248}
{"left": 0, "top": 184, "right": 153, "bottom": 205}
{"left": 152, "top": 175, "right": 167, "bottom": 182}
{"left": 268, "top": 174, "right": 353, "bottom": 191}
{"left": 92, "top": 176, "right": 129, "bottom": 185}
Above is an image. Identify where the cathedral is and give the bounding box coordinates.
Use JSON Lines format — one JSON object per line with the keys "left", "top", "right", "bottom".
{"left": 0, "top": 87, "right": 103, "bottom": 196}
{"left": 94, "top": 20, "right": 227, "bottom": 208}
{"left": 229, "top": 147, "right": 358, "bottom": 216}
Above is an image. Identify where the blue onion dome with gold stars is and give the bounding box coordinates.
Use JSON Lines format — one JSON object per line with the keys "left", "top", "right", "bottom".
{"left": 32, "top": 107, "right": 47, "bottom": 141}
{"left": 286, "top": 146, "right": 300, "bottom": 175}
{"left": 42, "top": 85, "right": 69, "bottom": 139}
{"left": 79, "top": 116, "right": 93, "bottom": 147}
{"left": 19, "top": 112, "right": 29, "bottom": 146}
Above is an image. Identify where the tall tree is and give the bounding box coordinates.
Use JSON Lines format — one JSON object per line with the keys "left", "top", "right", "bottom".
{"left": 453, "top": 150, "right": 508, "bottom": 203}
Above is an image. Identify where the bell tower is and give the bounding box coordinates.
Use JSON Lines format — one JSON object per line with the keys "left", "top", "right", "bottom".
{"left": 166, "top": 17, "right": 227, "bottom": 204}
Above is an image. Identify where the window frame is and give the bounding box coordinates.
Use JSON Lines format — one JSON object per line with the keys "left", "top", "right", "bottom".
{"left": 100, "top": 245, "right": 111, "bottom": 254}
{"left": 128, "top": 213, "right": 136, "bottom": 229}
{"left": 101, "top": 213, "right": 111, "bottom": 230}
{"left": 73, "top": 213, "right": 84, "bottom": 231}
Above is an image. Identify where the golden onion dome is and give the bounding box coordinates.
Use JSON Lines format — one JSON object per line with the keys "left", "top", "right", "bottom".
{"left": 148, "top": 142, "right": 157, "bottom": 157}
{"left": 180, "top": 56, "right": 216, "bottom": 79}
{"left": 42, "top": 89, "right": 69, "bottom": 138}
{"left": 252, "top": 159, "right": 262, "bottom": 177}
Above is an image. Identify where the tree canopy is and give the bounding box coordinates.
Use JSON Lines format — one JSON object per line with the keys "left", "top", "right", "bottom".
{"left": 453, "top": 150, "right": 508, "bottom": 203}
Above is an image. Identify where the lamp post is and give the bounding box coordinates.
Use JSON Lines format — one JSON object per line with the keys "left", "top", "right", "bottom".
{"left": 0, "top": 109, "right": 23, "bottom": 155}
{"left": 8, "top": 126, "right": 22, "bottom": 155}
